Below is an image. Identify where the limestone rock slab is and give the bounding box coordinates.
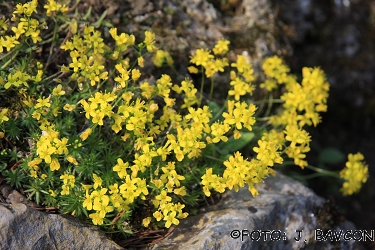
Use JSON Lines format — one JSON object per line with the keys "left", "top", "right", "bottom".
{"left": 150, "top": 172, "right": 326, "bottom": 250}
{"left": 0, "top": 202, "right": 124, "bottom": 250}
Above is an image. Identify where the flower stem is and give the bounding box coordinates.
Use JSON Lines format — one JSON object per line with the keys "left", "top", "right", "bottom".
{"left": 279, "top": 160, "right": 340, "bottom": 178}
{"left": 200, "top": 66, "right": 205, "bottom": 103}
{"left": 209, "top": 77, "right": 214, "bottom": 100}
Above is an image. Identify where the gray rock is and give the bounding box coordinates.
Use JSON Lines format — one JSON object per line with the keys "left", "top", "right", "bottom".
{"left": 0, "top": 173, "right": 365, "bottom": 250}
{"left": 148, "top": 172, "right": 363, "bottom": 250}
{"left": 0, "top": 202, "right": 124, "bottom": 250}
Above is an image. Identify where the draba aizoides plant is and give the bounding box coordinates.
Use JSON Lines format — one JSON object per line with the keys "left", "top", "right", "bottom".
{"left": 0, "top": 0, "right": 368, "bottom": 235}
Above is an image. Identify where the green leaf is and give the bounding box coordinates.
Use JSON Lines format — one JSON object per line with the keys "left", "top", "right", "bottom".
{"left": 208, "top": 101, "right": 223, "bottom": 123}
{"left": 0, "top": 162, "right": 7, "bottom": 172}
{"left": 318, "top": 147, "right": 345, "bottom": 164}
{"left": 203, "top": 144, "right": 217, "bottom": 158}
{"left": 101, "top": 20, "right": 113, "bottom": 28}
{"left": 82, "top": 6, "right": 92, "bottom": 21}
{"left": 219, "top": 154, "right": 231, "bottom": 161}
{"left": 92, "top": 10, "right": 108, "bottom": 28}
{"left": 216, "top": 132, "right": 255, "bottom": 155}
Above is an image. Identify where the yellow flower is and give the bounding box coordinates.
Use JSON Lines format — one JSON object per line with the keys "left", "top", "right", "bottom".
{"left": 35, "top": 97, "right": 51, "bottom": 109}
{"left": 93, "top": 197, "right": 113, "bottom": 219}
{"left": 284, "top": 124, "right": 311, "bottom": 148}
{"left": 52, "top": 84, "right": 65, "bottom": 96}
{"left": 30, "top": 170, "right": 38, "bottom": 178}
{"left": 228, "top": 77, "right": 254, "bottom": 100}
{"left": 67, "top": 156, "right": 78, "bottom": 165}
{"left": 201, "top": 168, "right": 225, "bottom": 196}
{"left": 262, "top": 55, "right": 290, "bottom": 83}
{"left": 60, "top": 173, "right": 75, "bottom": 187}
{"left": 50, "top": 157, "right": 60, "bottom": 171}
{"left": 213, "top": 39, "right": 230, "bottom": 55}
{"left": 138, "top": 56, "right": 144, "bottom": 67}
{"left": 151, "top": 179, "right": 164, "bottom": 189}
{"left": 89, "top": 212, "right": 104, "bottom": 225}
{"left": 187, "top": 66, "right": 199, "bottom": 74}
{"left": 142, "top": 217, "right": 152, "bottom": 227}
{"left": 160, "top": 162, "right": 185, "bottom": 187}
{"left": 233, "top": 129, "right": 241, "bottom": 139}
{"left": 231, "top": 55, "right": 251, "bottom": 74}
{"left": 144, "top": 31, "right": 157, "bottom": 52}
{"left": 114, "top": 63, "right": 130, "bottom": 87}
{"left": 131, "top": 69, "right": 141, "bottom": 80}
{"left": 260, "top": 79, "right": 277, "bottom": 91}
{"left": 113, "top": 158, "right": 129, "bottom": 179}
{"left": 190, "top": 49, "right": 214, "bottom": 68}
{"left": 11, "top": 22, "right": 25, "bottom": 39}
{"left": 210, "top": 122, "right": 230, "bottom": 143}
{"left": 1, "top": 35, "right": 20, "bottom": 52}
{"left": 164, "top": 211, "right": 179, "bottom": 228}
{"left": 83, "top": 195, "right": 93, "bottom": 211}
{"left": 340, "top": 153, "right": 369, "bottom": 196}
{"left": 153, "top": 50, "right": 174, "bottom": 67}
{"left": 0, "top": 109, "right": 9, "bottom": 124}
{"left": 173, "top": 187, "right": 187, "bottom": 196}
{"left": 37, "top": 145, "right": 55, "bottom": 164}
{"left": 153, "top": 50, "right": 165, "bottom": 67}
{"left": 79, "top": 128, "right": 92, "bottom": 141}
{"left": 44, "top": 0, "right": 68, "bottom": 16}
{"left": 49, "top": 190, "right": 57, "bottom": 197}
{"left": 153, "top": 211, "right": 163, "bottom": 221}
{"left": 153, "top": 190, "right": 172, "bottom": 208}
{"left": 93, "top": 174, "right": 102, "bottom": 189}
{"left": 253, "top": 139, "right": 283, "bottom": 167}
{"left": 61, "top": 185, "right": 70, "bottom": 195}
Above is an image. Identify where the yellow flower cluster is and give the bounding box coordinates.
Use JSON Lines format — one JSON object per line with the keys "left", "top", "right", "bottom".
{"left": 144, "top": 31, "right": 157, "bottom": 52}
{"left": 73, "top": 35, "right": 267, "bottom": 225}
{"left": 189, "top": 40, "right": 230, "bottom": 78}
{"left": 200, "top": 101, "right": 266, "bottom": 197}
{"left": 153, "top": 50, "right": 174, "bottom": 67}
{"left": 0, "top": 0, "right": 369, "bottom": 236}
{"left": 259, "top": 56, "right": 330, "bottom": 168}
{"left": 149, "top": 162, "right": 188, "bottom": 228}
{"left": 263, "top": 56, "right": 329, "bottom": 128}
{"left": 0, "top": 108, "right": 9, "bottom": 124}
{"left": 261, "top": 55, "right": 292, "bottom": 88}
{"left": 171, "top": 79, "right": 200, "bottom": 108}
{"left": 34, "top": 126, "right": 77, "bottom": 172}
{"left": 30, "top": 82, "right": 80, "bottom": 176}
{"left": 44, "top": 0, "right": 68, "bottom": 17}
{"left": 202, "top": 151, "right": 276, "bottom": 197}
{"left": 80, "top": 92, "right": 116, "bottom": 126}
{"left": 222, "top": 100, "right": 257, "bottom": 135}
{"left": 0, "top": 0, "right": 41, "bottom": 53}
{"left": 283, "top": 124, "right": 311, "bottom": 168}
{"left": 339, "top": 153, "right": 369, "bottom": 196}
{"left": 61, "top": 25, "right": 109, "bottom": 87}
{"left": 82, "top": 159, "right": 189, "bottom": 228}
{"left": 109, "top": 27, "right": 135, "bottom": 57}
{"left": 60, "top": 173, "right": 75, "bottom": 195}
{"left": 189, "top": 41, "right": 255, "bottom": 101}
{"left": 152, "top": 197, "right": 188, "bottom": 228}
{"left": 83, "top": 172, "right": 149, "bottom": 225}
{"left": 31, "top": 83, "right": 66, "bottom": 122}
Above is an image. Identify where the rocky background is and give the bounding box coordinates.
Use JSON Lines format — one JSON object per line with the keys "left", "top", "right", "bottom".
{"left": 275, "top": 0, "right": 375, "bottom": 235}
